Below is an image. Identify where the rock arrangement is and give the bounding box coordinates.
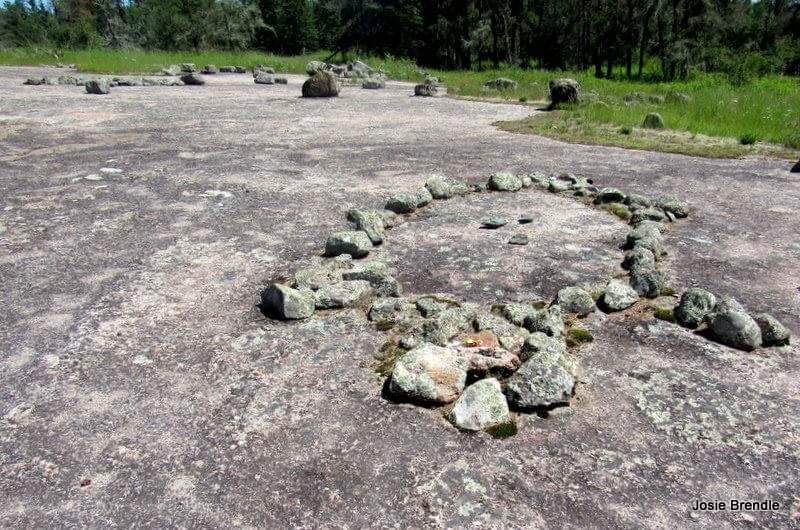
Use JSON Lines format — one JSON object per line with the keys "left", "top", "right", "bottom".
{"left": 259, "top": 167, "right": 791, "bottom": 436}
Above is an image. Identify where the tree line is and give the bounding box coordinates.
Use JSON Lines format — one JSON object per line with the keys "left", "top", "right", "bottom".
{"left": 2, "top": 0, "right": 799, "bottom": 79}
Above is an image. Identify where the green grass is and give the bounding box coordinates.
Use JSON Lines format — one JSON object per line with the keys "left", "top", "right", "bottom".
{"left": 2, "top": 47, "right": 798, "bottom": 158}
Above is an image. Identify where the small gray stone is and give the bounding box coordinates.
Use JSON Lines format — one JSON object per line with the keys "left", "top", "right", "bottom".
{"left": 602, "top": 279, "right": 639, "bottom": 311}
{"left": 449, "top": 378, "right": 511, "bottom": 431}
{"left": 324, "top": 231, "right": 373, "bottom": 258}
{"left": 488, "top": 172, "right": 523, "bottom": 192}
{"left": 254, "top": 72, "right": 274, "bottom": 84}
{"left": 314, "top": 280, "right": 373, "bottom": 309}
{"left": 179, "top": 63, "right": 197, "bottom": 73}
{"left": 292, "top": 257, "right": 352, "bottom": 290}
{"left": 388, "top": 343, "right": 468, "bottom": 404}
{"left": 385, "top": 193, "right": 418, "bottom": 214}
{"left": 523, "top": 305, "right": 564, "bottom": 337}
{"left": 424, "top": 175, "right": 470, "bottom": 199}
{"left": 505, "top": 344, "right": 577, "bottom": 409}
{"left": 675, "top": 288, "right": 717, "bottom": 329}
{"left": 202, "top": 65, "right": 218, "bottom": 74}
{"left": 262, "top": 283, "right": 315, "bottom": 320}
{"left": 414, "top": 83, "right": 438, "bottom": 97}
{"left": 85, "top": 79, "right": 110, "bottom": 94}
{"left": 555, "top": 287, "right": 596, "bottom": 316}
{"left": 302, "top": 70, "right": 339, "bottom": 97}
{"left": 753, "top": 313, "right": 791, "bottom": 347}
{"left": 518, "top": 216, "right": 534, "bottom": 224}
{"left": 508, "top": 234, "right": 529, "bottom": 245}
{"left": 482, "top": 216, "right": 508, "bottom": 229}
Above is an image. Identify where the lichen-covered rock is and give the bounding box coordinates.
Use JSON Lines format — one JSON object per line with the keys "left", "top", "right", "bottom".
{"left": 548, "top": 180, "right": 571, "bottom": 193}
{"left": 656, "top": 197, "right": 690, "bottom": 218}
{"left": 602, "top": 279, "right": 639, "bottom": 311}
{"left": 388, "top": 343, "right": 468, "bottom": 404}
{"left": 305, "top": 60, "right": 327, "bottom": 76}
{"left": 549, "top": 78, "right": 580, "bottom": 106}
{"left": 414, "top": 83, "right": 437, "bottom": 97}
{"left": 500, "top": 303, "right": 538, "bottom": 327}
{"left": 643, "top": 112, "right": 665, "bottom": 129}
{"left": 623, "top": 247, "right": 656, "bottom": 271}
{"left": 555, "top": 287, "right": 596, "bottom": 316}
{"left": 342, "top": 261, "right": 401, "bottom": 297}
{"left": 523, "top": 305, "right": 564, "bottom": 337}
{"left": 753, "top": 313, "right": 791, "bottom": 347}
{"left": 302, "top": 71, "right": 339, "bottom": 97}
{"left": 385, "top": 193, "right": 418, "bottom": 214}
{"left": 487, "top": 172, "right": 523, "bottom": 192}
{"left": 675, "top": 288, "right": 717, "bottom": 329}
{"left": 292, "top": 256, "right": 353, "bottom": 290}
{"left": 626, "top": 224, "right": 665, "bottom": 258}
{"left": 424, "top": 175, "right": 470, "bottom": 199}
{"left": 594, "top": 188, "right": 626, "bottom": 204}
{"left": 520, "top": 332, "right": 567, "bottom": 362}
{"left": 629, "top": 266, "right": 667, "bottom": 298}
{"left": 179, "top": 63, "right": 197, "bottom": 73}
{"left": 324, "top": 231, "right": 373, "bottom": 258}
{"left": 368, "top": 297, "right": 417, "bottom": 322}
{"left": 482, "top": 216, "right": 508, "bottom": 229}
{"left": 625, "top": 193, "right": 653, "bottom": 209}
{"left": 254, "top": 72, "right": 274, "bottom": 84}
{"left": 484, "top": 78, "right": 518, "bottom": 90}
{"left": 262, "top": 283, "right": 315, "bottom": 320}
{"left": 421, "top": 305, "right": 477, "bottom": 346}
{"left": 161, "top": 64, "right": 181, "bottom": 76}
{"left": 416, "top": 296, "right": 460, "bottom": 318}
{"left": 314, "top": 280, "right": 373, "bottom": 309}
{"left": 85, "top": 79, "right": 110, "bottom": 95}
{"left": 415, "top": 187, "right": 433, "bottom": 207}
{"left": 180, "top": 73, "right": 205, "bottom": 86}
{"left": 346, "top": 208, "right": 385, "bottom": 245}
{"left": 707, "top": 306, "right": 762, "bottom": 351}
{"left": 449, "top": 378, "right": 511, "bottom": 431}
{"left": 505, "top": 344, "right": 577, "bottom": 409}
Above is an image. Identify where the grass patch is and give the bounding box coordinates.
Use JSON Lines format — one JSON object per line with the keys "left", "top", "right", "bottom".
{"left": 654, "top": 307, "right": 676, "bottom": 322}
{"left": 739, "top": 133, "right": 758, "bottom": 145}
{"left": 486, "top": 421, "right": 518, "bottom": 439}
{"left": 566, "top": 327, "right": 594, "bottom": 348}
{"left": 601, "top": 202, "right": 632, "bottom": 221}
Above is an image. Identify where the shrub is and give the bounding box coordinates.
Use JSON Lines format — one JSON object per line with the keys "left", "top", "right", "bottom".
{"left": 619, "top": 125, "right": 632, "bottom": 135}
{"left": 739, "top": 133, "right": 757, "bottom": 145}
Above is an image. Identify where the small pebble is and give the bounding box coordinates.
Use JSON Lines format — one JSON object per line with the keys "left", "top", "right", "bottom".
{"left": 508, "top": 234, "right": 529, "bottom": 245}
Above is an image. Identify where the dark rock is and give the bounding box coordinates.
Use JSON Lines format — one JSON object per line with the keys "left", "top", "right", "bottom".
{"left": 362, "top": 78, "right": 385, "bottom": 89}
{"left": 414, "top": 83, "right": 438, "bottom": 97}
{"left": 180, "top": 73, "right": 205, "bottom": 86}
{"left": 594, "top": 188, "right": 626, "bottom": 204}
{"left": 385, "top": 193, "right": 418, "bottom": 214}
{"left": 549, "top": 78, "right": 580, "bottom": 107}
{"left": 85, "top": 79, "right": 110, "bottom": 95}
{"left": 324, "top": 231, "right": 373, "bottom": 258}
{"left": 302, "top": 71, "right": 339, "bottom": 97}
{"left": 675, "top": 288, "right": 717, "bottom": 329}
{"left": 792, "top": 159, "right": 800, "bottom": 173}
{"left": 629, "top": 266, "right": 667, "bottom": 298}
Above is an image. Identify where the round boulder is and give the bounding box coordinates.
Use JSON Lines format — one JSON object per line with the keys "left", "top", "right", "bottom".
{"left": 548, "top": 78, "right": 580, "bottom": 107}
{"left": 505, "top": 343, "right": 577, "bottom": 409}
{"left": 180, "top": 73, "right": 205, "bottom": 86}
{"left": 362, "top": 78, "right": 385, "bottom": 89}
{"left": 708, "top": 308, "right": 762, "bottom": 351}
{"left": 556, "top": 286, "right": 596, "bottom": 316}
{"left": 675, "top": 288, "right": 716, "bottom": 329}
{"left": 753, "top": 313, "right": 791, "bottom": 347}
{"left": 305, "top": 60, "right": 327, "bottom": 76}
{"left": 302, "top": 70, "right": 339, "bottom": 98}
{"left": 602, "top": 279, "right": 639, "bottom": 311}
{"left": 448, "top": 378, "right": 511, "bottom": 431}
{"left": 487, "top": 172, "right": 523, "bottom": 192}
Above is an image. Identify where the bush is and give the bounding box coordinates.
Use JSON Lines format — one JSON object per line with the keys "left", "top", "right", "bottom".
{"left": 619, "top": 125, "right": 632, "bottom": 135}
{"left": 739, "top": 133, "right": 757, "bottom": 145}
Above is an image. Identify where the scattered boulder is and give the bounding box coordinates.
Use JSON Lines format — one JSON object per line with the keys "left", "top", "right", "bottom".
{"left": 602, "top": 279, "right": 639, "bottom": 311}
{"left": 302, "top": 71, "right": 339, "bottom": 98}
{"left": 305, "top": 61, "right": 327, "bottom": 75}
{"left": 254, "top": 72, "right": 275, "bottom": 84}
{"left": 555, "top": 287, "right": 596, "bottom": 316}
{"left": 482, "top": 216, "right": 508, "bottom": 229}
{"left": 508, "top": 234, "right": 529, "bottom": 246}
{"left": 254, "top": 65, "right": 275, "bottom": 75}
{"left": 262, "top": 283, "right": 315, "bottom": 320}
{"left": 487, "top": 172, "right": 523, "bottom": 192}
{"left": 631, "top": 207, "right": 667, "bottom": 225}
{"left": 85, "top": 79, "right": 110, "bottom": 95}
{"left": 674, "top": 288, "right": 716, "bottom": 329}
{"left": 549, "top": 78, "right": 580, "bottom": 107}
{"left": 292, "top": 257, "right": 352, "bottom": 291}
{"left": 362, "top": 78, "right": 385, "bottom": 89}
{"left": 385, "top": 193, "right": 418, "bottom": 214}
{"left": 346, "top": 208, "right": 386, "bottom": 245}
{"left": 523, "top": 305, "right": 564, "bottom": 337}
{"left": 505, "top": 342, "right": 577, "bottom": 409}
{"left": 416, "top": 296, "right": 460, "bottom": 318}
{"left": 707, "top": 301, "right": 762, "bottom": 351}
{"left": 753, "top": 314, "right": 791, "bottom": 347}
{"left": 643, "top": 112, "right": 665, "bottom": 129}
{"left": 324, "top": 231, "right": 373, "bottom": 258}
{"left": 314, "top": 280, "right": 373, "bottom": 309}
{"left": 180, "top": 73, "right": 205, "bottom": 86}
{"left": 388, "top": 343, "right": 468, "bottom": 405}
{"left": 202, "top": 65, "right": 218, "bottom": 74}
{"left": 449, "top": 378, "right": 511, "bottom": 431}
{"left": 456, "top": 346, "right": 520, "bottom": 377}
{"left": 414, "top": 83, "right": 438, "bottom": 97}
{"left": 368, "top": 297, "right": 416, "bottom": 322}
{"left": 234, "top": 66, "right": 247, "bottom": 73}
{"left": 484, "top": 77, "right": 518, "bottom": 90}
